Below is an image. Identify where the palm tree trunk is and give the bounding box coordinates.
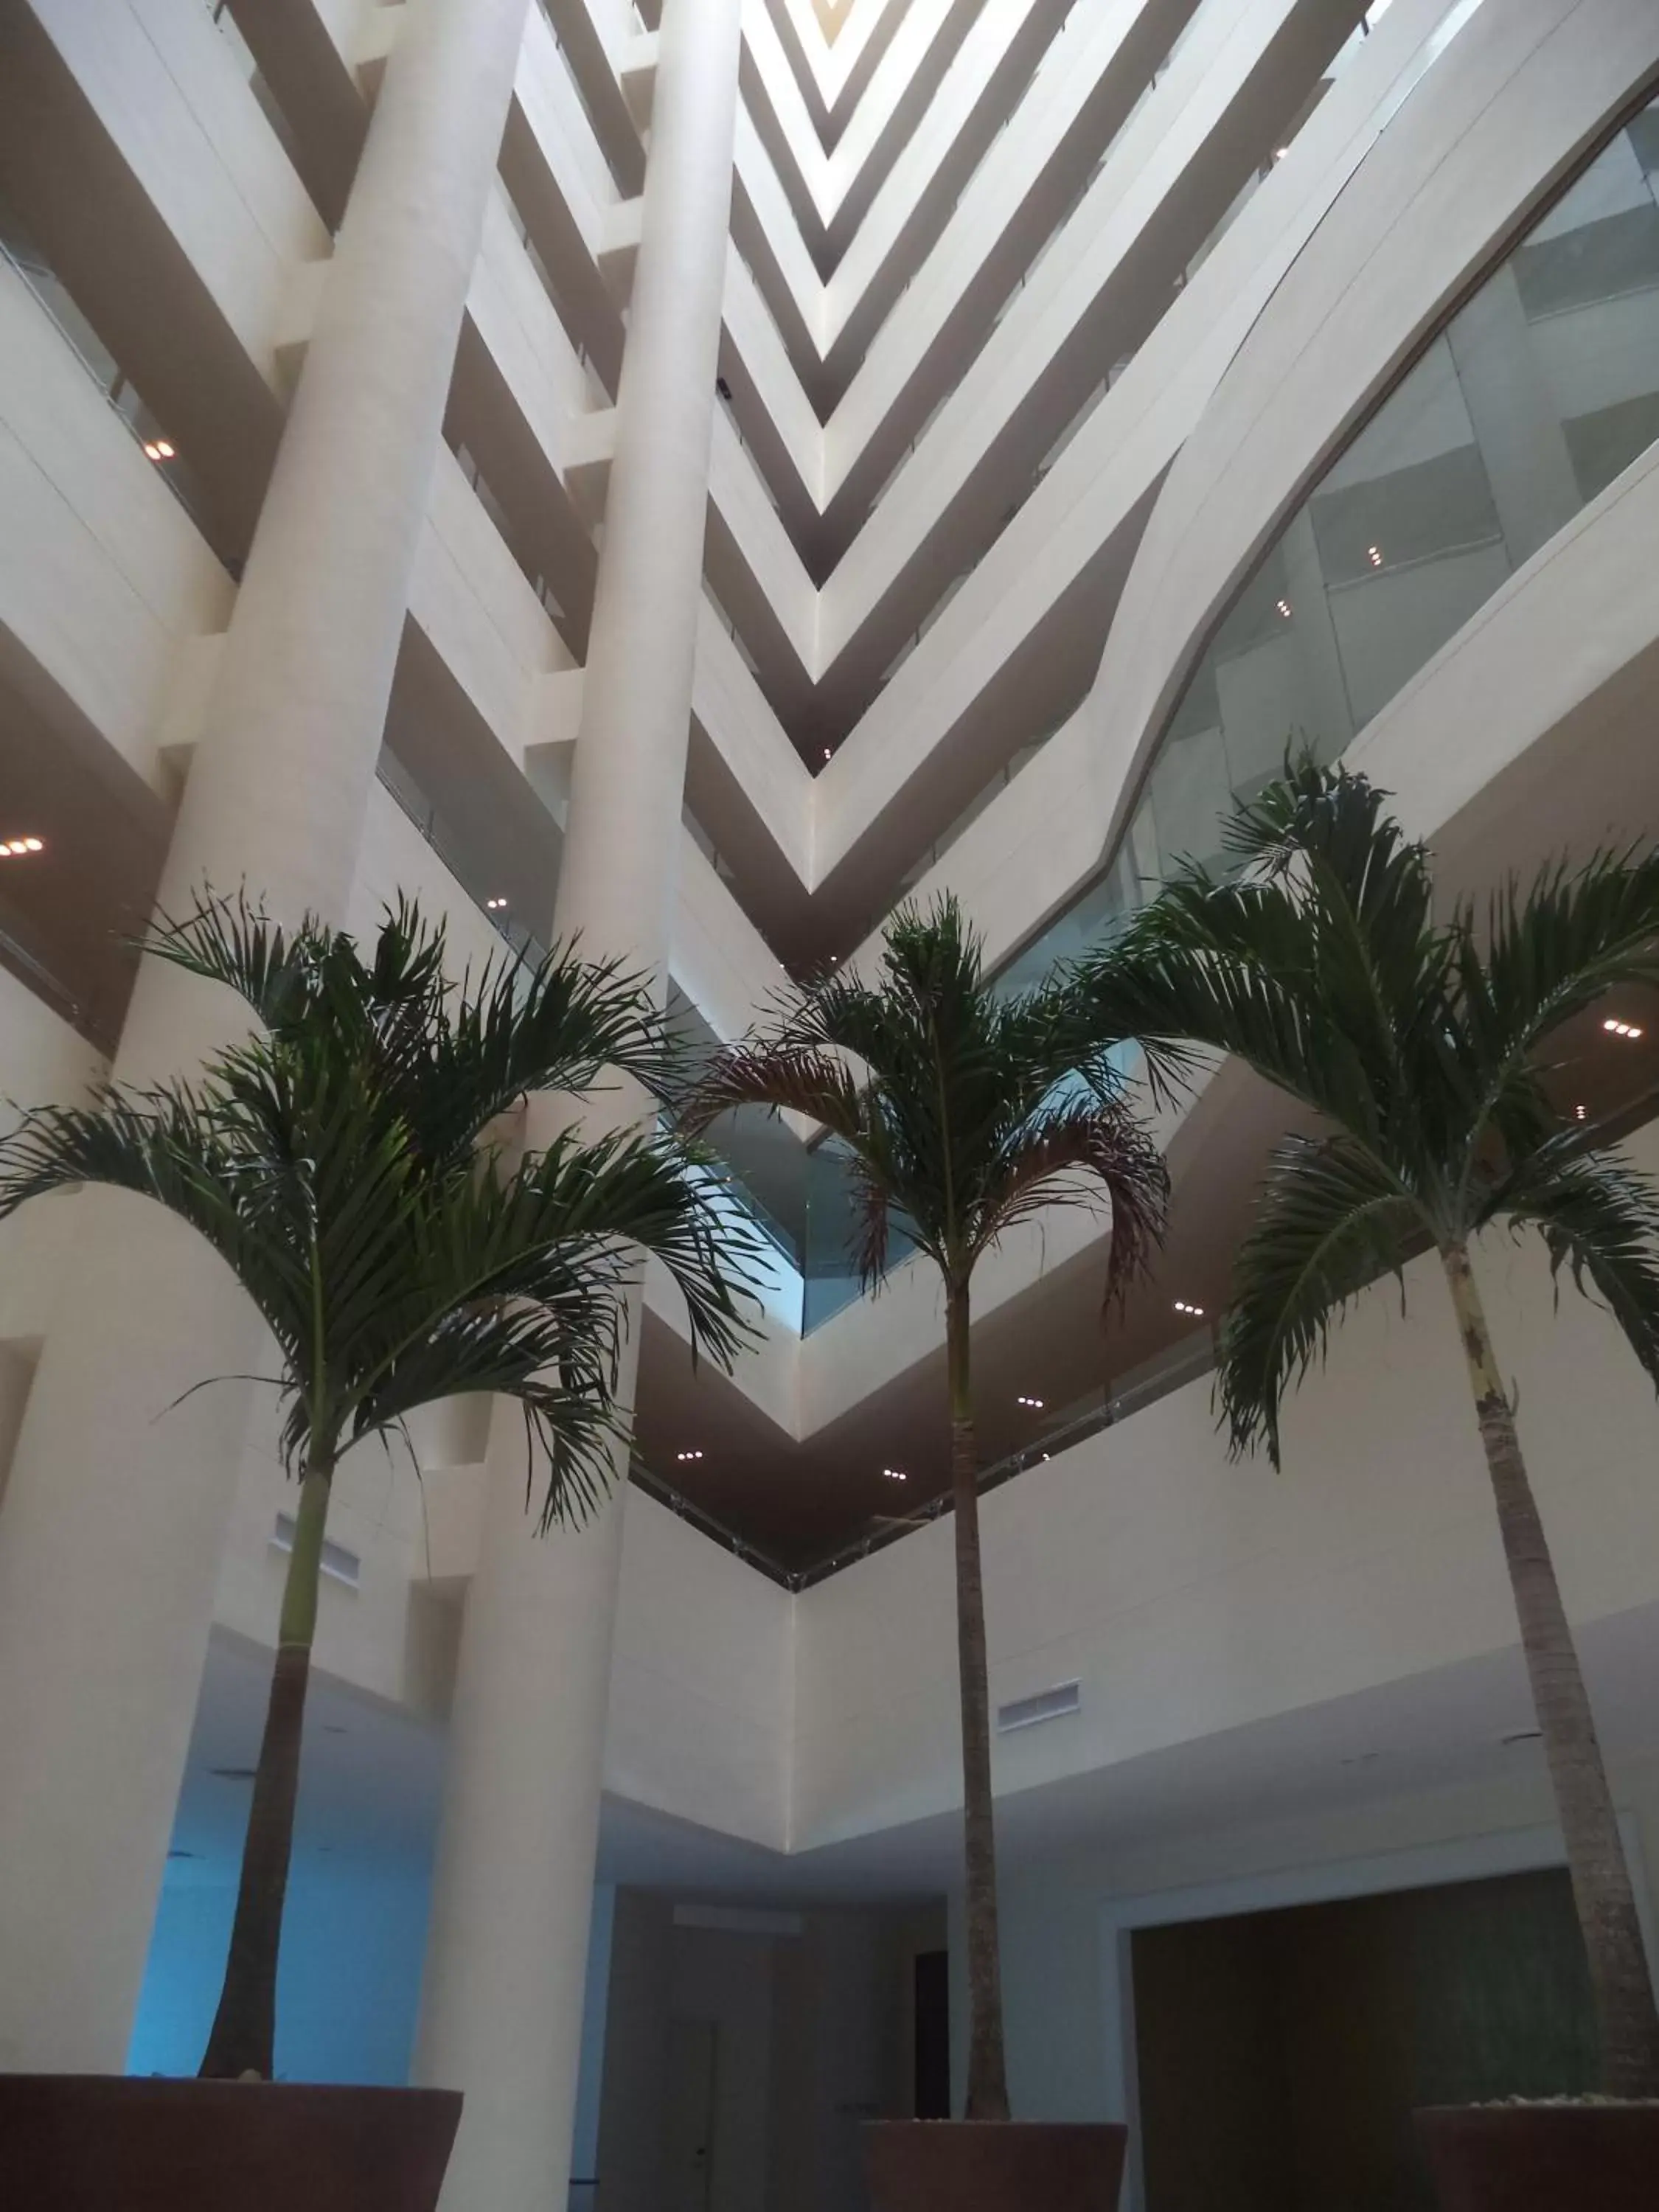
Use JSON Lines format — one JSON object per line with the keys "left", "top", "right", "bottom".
{"left": 199, "top": 1455, "right": 333, "bottom": 2080}
{"left": 1442, "top": 1243, "right": 1659, "bottom": 2098}
{"left": 947, "top": 1282, "right": 1010, "bottom": 2122}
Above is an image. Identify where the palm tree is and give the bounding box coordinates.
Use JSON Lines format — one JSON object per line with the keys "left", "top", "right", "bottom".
{"left": 0, "top": 894, "right": 756, "bottom": 2084}
{"left": 681, "top": 894, "right": 1168, "bottom": 2119}
{"left": 1088, "top": 760, "right": 1659, "bottom": 2097}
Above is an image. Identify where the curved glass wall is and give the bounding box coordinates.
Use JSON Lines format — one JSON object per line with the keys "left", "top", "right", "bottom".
{"left": 801, "top": 83, "right": 1659, "bottom": 1329}
{"left": 999, "top": 84, "right": 1659, "bottom": 994}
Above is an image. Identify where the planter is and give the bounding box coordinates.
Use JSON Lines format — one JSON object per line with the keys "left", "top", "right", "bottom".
{"left": 0, "top": 2075, "right": 462, "bottom": 2212}
{"left": 1416, "top": 2101, "right": 1659, "bottom": 2211}
{"left": 865, "top": 2120, "right": 1127, "bottom": 2212}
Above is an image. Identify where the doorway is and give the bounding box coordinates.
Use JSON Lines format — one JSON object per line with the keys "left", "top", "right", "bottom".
{"left": 1131, "top": 1865, "right": 1599, "bottom": 2212}
{"left": 914, "top": 1950, "right": 950, "bottom": 2119}
{"left": 665, "top": 2018, "right": 718, "bottom": 2212}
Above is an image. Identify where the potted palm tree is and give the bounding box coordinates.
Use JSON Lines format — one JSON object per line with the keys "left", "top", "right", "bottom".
{"left": 683, "top": 894, "right": 1168, "bottom": 2212}
{"left": 0, "top": 894, "right": 756, "bottom": 2212}
{"left": 1089, "top": 762, "right": 1659, "bottom": 2207}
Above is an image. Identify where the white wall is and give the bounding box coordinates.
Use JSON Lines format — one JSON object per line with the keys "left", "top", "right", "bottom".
{"left": 129, "top": 1851, "right": 434, "bottom": 2085}
{"left": 994, "top": 1753, "right": 1659, "bottom": 2203}
{"left": 603, "top": 1489, "right": 794, "bottom": 1851}
{"left": 792, "top": 1117, "right": 1659, "bottom": 1848}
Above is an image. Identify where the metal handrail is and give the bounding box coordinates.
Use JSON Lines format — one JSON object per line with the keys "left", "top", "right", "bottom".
{"left": 0, "top": 234, "right": 224, "bottom": 563}
{"left": 629, "top": 1322, "right": 1222, "bottom": 1593}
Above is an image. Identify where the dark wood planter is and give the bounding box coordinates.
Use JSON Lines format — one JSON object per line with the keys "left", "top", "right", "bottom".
{"left": 865, "top": 2120, "right": 1127, "bottom": 2212}
{"left": 1416, "top": 2101, "right": 1659, "bottom": 2211}
{"left": 0, "top": 2074, "right": 462, "bottom": 2212}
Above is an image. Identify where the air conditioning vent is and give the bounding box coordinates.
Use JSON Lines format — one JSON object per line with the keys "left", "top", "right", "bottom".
{"left": 997, "top": 1681, "right": 1081, "bottom": 1733}
{"left": 674, "top": 1905, "right": 805, "bottom": 1937}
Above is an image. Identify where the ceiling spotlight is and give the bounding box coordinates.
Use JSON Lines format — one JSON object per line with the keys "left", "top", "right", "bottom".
{"left": 1367, "top": 545, "right": 1383, "bottom": 568}
{"left": 142, "top": 439, "right": 176, "bottom": 462}
{"left": 1276, "top": 598, "right": 1293, "bottom": 619}
{"left": 1275, "top": 147, "right": 1290, "bottom": 161}
{"left": 1603, "top": 1018, "right": 1644, "bottom": 1040}
{"left": 1173, "top": 1298, "right": 1206, "bottom": 1317}
{"left": 882, "top": 1466, "right": 907, "bottom": 1482}
{"left": 0, "top": 836, "right": 43, "bottom": 858}
{"left": 675, "top": 1448, "right": 704, "bottom": 1463}
{"left": 485, "top": 895, "right": 508, "bottom": 911}
{"left": 1016, "top": 1394, "right": 1045, "bottom": 1409}
{"left": 823, "top": 748, "right": 832, "bottom": 762}
{"left": 1574, "top": 1104, "right": 1587, "bottom": 1121}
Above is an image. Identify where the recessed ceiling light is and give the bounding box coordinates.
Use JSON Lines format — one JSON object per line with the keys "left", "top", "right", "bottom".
{"left": 1275, "top": 147, "right": 1290, "bottom": 161}
{"left": 1174, "top": 1298, "right": 1205, "bottom": 1317}
{"left": 675, "top": 1448, "right": 704, "bottom": 1463}
{"left": 485, "top": 896, "right": 508, "bottom": 911}
{"left": 1016, "top": 1394, "right": 1045, "bottom": 1409}
{"left": 1604, "top": 1018, "right": 1644, "bottom": 1040}
{"left": 1367, "top": 545, "right": 1383, "bottom": 568}
{"left": 882, "top": 1466, "right": 906, "bottom": 1482}
{"left": 142, "top": 439, "right": 176, "bottom": 462}
{"left": 1574, "top": 1104, "right": 1587, "bottom": 1121}
{"left": 1276, "top": 598, "right": 1293, "bottom": 619}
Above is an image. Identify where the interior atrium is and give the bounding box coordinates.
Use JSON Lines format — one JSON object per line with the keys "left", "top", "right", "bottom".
{"left": 3, "top": 0, "right": 1659, "bottom": 2205}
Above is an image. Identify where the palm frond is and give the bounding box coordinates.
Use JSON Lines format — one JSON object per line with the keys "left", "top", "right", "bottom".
{"left": 975, "top": 1088, "right": 1169, "bottom": 1307}
{"left": 0, "top": 897, "right": 759, "bottom": 1508}
{"left": 1219, "top": 1133, "right": 1426, "bottom": 1465}
{"left": 680, "top": 1034, "right": 865, "bottom": 1141}
{"left": 1497, "top": 1135, "right": 1659, "bottom": 1393}
{"left": 1452, "top": 848, "right": 1659, "bottom": 1196}
{"left": 142, "top": 888, "right": 326, "bottom": 1029}
{"left": 0, "top": 1089, "right": 313, "bottom": 1346}
{"left": 1105, "top": 885, "right": 1360, "bottom": 1124}
{"left": 684, "top": 891, "right": 1169, "bottom": 1305}
{"left": 419, "top": 939, "right": 669, "bottom": 1152}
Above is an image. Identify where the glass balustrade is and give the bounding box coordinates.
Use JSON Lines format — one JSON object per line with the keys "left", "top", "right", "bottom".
{"left": 1001, "top": 84, "right": 1659, "bottom": 990}
{"left": 799, "top": 82, "right": 1659, "bottom": 1331}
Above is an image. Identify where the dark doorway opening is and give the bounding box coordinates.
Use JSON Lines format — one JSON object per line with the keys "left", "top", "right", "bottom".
{"left": 914, "top": 1950, "right": 950, "bottom": 2119}
{"left": 1131, "top": 1865, "right": 1599, "bottom": 2212}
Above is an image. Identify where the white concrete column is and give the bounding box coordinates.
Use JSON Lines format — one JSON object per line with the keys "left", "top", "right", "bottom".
{"left": 414, "top": 1, "right": 744, "bottom": 2203}
{"left": 0, "top": 0, "right": 529, "bottom": 2073}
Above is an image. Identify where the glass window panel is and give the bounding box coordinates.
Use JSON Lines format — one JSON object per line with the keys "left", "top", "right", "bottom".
{"left": 1324, "top": 336, "right": 1476, "bottom": 494}
{"left": 1147, "top": 726, "right": 1233, "bottom": 878}
{"left": 1563, "top": 389, "right": 1659, "bottom": 502}
{"left": 1512, "top": 204, "right": 1659, "bottom": 320}
{"left": 801, "top": 92, "right": 1659, "bottom": 1338}
{"left": 1006, "top": 94, "right": 1659, "bottom": 1037}
{"left": 1330, "top": 540, "right": 1512, "bottom": 728}
{"left": 1310, "top": 439, "right": 1502, "bottom": 584}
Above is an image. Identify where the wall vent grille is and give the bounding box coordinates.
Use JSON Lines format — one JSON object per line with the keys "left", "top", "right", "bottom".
{"left": 997, "top": 1680, "right": 1080, "bottom": 1733}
